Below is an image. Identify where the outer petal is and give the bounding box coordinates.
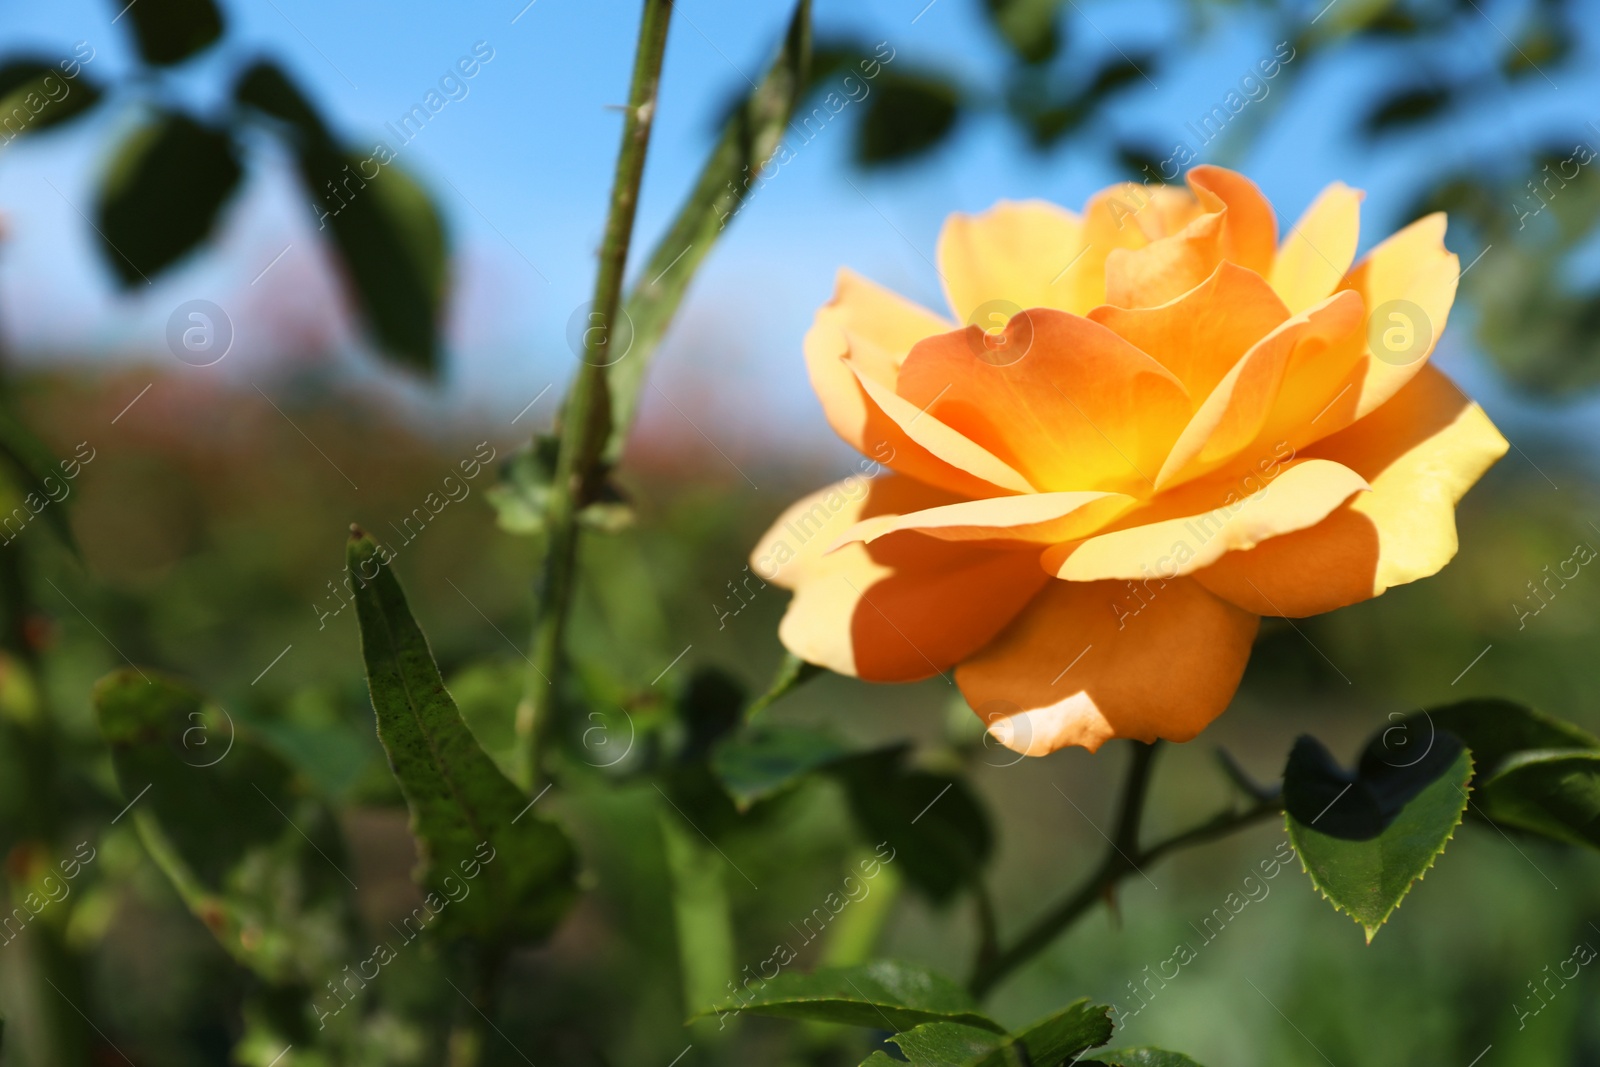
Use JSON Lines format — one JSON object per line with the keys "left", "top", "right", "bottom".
{"left": 830, "top": 490, "right": 1137, "bottom": 548}
{"left": 1089, "top": 261, "right": 1290, "bottom": 402}
{"left": 937, "top": 200, "right": 1088, "bottom": 325}
{"left": 1188, "top": 165, "right": 1278, "bottom": 276}
{"left": 956, "top": 578, "right": 1259, "bottom": 755}
{"left": 1193, "top": 365, "right": 1508, "bottom": 616}
{"left": 752, "top": 475, "right": 1050, "bottom": 681}
{"left": 1043, "top": 458, "right": 1370, "bottom": 581}
{"left": 894, "top": 309, "right": 1192, "bottom": 495}
{"left": 1269, "top": 182, "right": 1362, "bottom": 315}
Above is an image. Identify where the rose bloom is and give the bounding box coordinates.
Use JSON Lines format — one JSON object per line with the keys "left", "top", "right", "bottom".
{"left": 750, "top": 165, "right": 1507, "bottom": 757}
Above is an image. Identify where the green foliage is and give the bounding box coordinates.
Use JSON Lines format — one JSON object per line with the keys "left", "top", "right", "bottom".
{"left": 604, "top": 0, "right": 813, "bottom": 464}
{"left": 0, "top": 60, "right": 101, "bottom": 139}
{"left": 94, "top": 112, "right": 243, "bottom": 285}
{"left": 1084, "top": 1051, "right": 1205, "bottom": 1067}
{"left": 1476, "top": 751, "right": 1600, "bottom": 849}
{"left": 346, "top": 531, "right": 577, "bottom": 946}
{"left": 119, "top": 0, "right": 225, "bottom": 66}
{"left": 704, "top": 959, "right": 1003, "bottom": 1030}
{"left": 856, "top": 71, "right": 961, "bottom": 166}
{"left": 1284, "top": 731, "right": 1472, "bottom": 940}
{"left": 487, "top": 435, "right": 634, "bottom": 536}
{"left": 92, "top": 670, "right": 356, "bottom": 985}
{"left": 0, "top": 410, "right": 81, "bottom": 556}
{"left": 983, "top": 0, "right": 1065, "bottom": 64}
{"left": 711, "top": 724, "right": 850, "bottom": 811}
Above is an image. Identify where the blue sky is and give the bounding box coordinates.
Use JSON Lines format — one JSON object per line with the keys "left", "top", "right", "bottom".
{"left": 1, "top": 0, "right": 1597, "bottom": 464}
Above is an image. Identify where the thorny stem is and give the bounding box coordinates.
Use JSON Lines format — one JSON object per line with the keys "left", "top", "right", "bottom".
{"left": 968, "top": 741, "right": 1281, "bottom": 998}
{"left": 517, "top": 0, "right": 674, "bottom": 789}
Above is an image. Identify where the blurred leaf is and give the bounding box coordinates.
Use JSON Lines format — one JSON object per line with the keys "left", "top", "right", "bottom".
{"left": 0, "top": 410, "right": 81, "bottom": 557}
{"left": 833, "top": 747, "right": 992, "bottom": 904}
{"left": 93, "top": 670, "right": 355, "bottom": 985}
{"left": 983, "top": 0, "right": 1065, "bottom": 64}
{"left": 711, "top": 725, "right": 850, "bottom": 811}
{"left": 678, "top": 666, "right": 745, "bottom": 761}
{"left": 1361, "top": 84, "right": 1454, "bottom": 136}
{"left": 701, "top": 959, "right": 1002, "bottom": 1030}
{"left": 118, "top": 0, "right": 224, "bottom": 66}
{"left": 1085, "top": 1051, "right": 1206, "bottom": 1067}
{"left": 347, "top": 530, "right": 578, "bottom": 945}
{"left": 487, "top": 435, "right": 633, "bottom": 536}
{"left": 1083, "top": 53, "right": 1155, "bottom": 101}
{"left": 1284, "top": 732, "right": 1472, "bottom": 941}
{"left": 659, "top": 808, "right": 735, "bottom": 1015}
{"left": 605, "top": 0, "right": 812, "bottom": 463}
{"left": 1476, "top": 750, "right": 1600, "bottom": 849}
{"left": 745, "top": 651, "right": 825, "bottom": 721}
{"left": 95, "top": 112, "right": 242, "bottom": 285}
{"left": 234, "top": 59, "right": 332, "bottom": 141}
{"left": 0, "top": 60, "right": 102, "bottom": 140}
{"left": 856, "top": 71, "right": 961, "bottom": 166}
{"left": 1502, "top": 17, "right": 1572, "bottom": 79}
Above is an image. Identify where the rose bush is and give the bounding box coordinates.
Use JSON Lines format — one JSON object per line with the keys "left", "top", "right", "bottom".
{"left": 752, "top": 165, "right": 1508, "bottom": 757}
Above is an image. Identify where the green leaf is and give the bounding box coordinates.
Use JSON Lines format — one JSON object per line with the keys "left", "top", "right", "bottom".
{"left": 1362, "top": 85, "right": 1455, "bottom": 136}
{"left": 711, "top": 725, "right": 849, "bottom": 811}
{"left": 999, "top": 999, "right": 1114, "bottom": 1066}
{"left": 659, "top": 808, "right": 735, "bottom": 1015}
{"left": 486, "top": 435, "right": 632, "bottom": 536}
{"left": 1085, "top": 1051, "right": 1206, "bottom": 1067}
{"left": 118, "top": 0, "right": 224, "bottom": 65}
{"left": 833, "top": 748, "right": 992, "bottom": 904}
{"left": 604, "top": 0, "right": 812, "bottom": 463}
{"left": 234, "top": 59, "right": 332, "bottom": 142}
{"left": 1284, "top": 732, "right": 1472, "bottom": 941}
{"left": 983, "top": 0, "right": 1065, "bottom": 64}
{"left": 0, "top": 60, "right": 102, "bottom": 141}
{"left": 1476, "top": 750, "right": 1600, "bottom": 850}
{"left": 1410, "top": 699, "right": 1599, "bottom": 781}
{"left": 744, "top": 651, "right": 825, "bottom": 721}
{"left": 95, "top": 112, "right": 242, "bottom": 285}
{"left": 699, "top": 960, "right": 1002, "bottom": 1031}
{"left": 92, "top": 670, "right": 356, "bottom": 984}
{"left": 855, "top": 71, "right": 961, "bottom": 166}
{"left": 892, "top": 1021, "right": 1006, "bottom": 1065}
{"left": 0, "top": 411, "right": 82, "bottom": 557}
{"left": 347, "top": 529, "right": 577, "bottom": 945}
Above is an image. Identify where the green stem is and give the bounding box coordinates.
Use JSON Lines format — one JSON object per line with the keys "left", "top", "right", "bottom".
{"left": 518, "top": 0, "right": 674, "bottom": 788}
{"left": 967, "top": 741, "right": 1280, "bottom": 998}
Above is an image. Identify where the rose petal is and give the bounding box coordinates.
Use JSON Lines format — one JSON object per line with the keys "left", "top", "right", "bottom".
{"left": 956, "top": 577, "right": 1259, "bottom": 755}
{"left": 1043, "top": 458, "right": 1370, "bottom": 581}
{"left": 893, "top": 308, "right": 1191, "bottom": 495}
{"left": 1193, "top": 366, "right": 1507, "bottom": 616}
{"left": 830, "top": 489, "right": 1137, "bottom": 549}
{"left": 1270, "top": 181, "right": 1363, "bottom": 315}
{"left": 751, "top": 474, "right": 1051, "bottom": 680}
{"left": 1189, "top": 165, "right": 1278, "bottom": 277}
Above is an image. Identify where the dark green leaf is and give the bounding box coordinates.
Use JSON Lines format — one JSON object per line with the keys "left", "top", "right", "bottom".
{"left": 983, "top": 0, "right": 1065, "bottom": 64}
{"left": 93, "top": 670, "right": 355, "bottom": 984}
{"left": 833, "top": 748, "right": 991, "bottom": 903}
{"left": 700, "top": 960, "right": 1002, "bottom": 1031}
{"left": 1476, "top": 750, "right": 1600, "bottom": 850}
{"left": 234, "top": 59, "right": 331, "bottom": 142}
{"left": 347, "top": 530, "right": 577, "bottom": 945}
{"left": 95, "top": 112, "right": 242, "bottom": 285}
{"left": 1362, "top": 85, "right": 1454, "bottom": 136}
{"left": 711, "top": 725, "right": 850, "bottom": 811}
{"left": 1000, "top": 999, "right": 1114, "bottom": 1066}
{"left": 856, "top": 71, "right": 961, "bottom": 166}
{"left": 0, "top": 410, "right": 82, "bottom": 557}
{"left": 892, "top": 1021, "right": 1005, "bottom": 1065}
{"left": 0, "top": 60, "right": 102, "bottom": 141}
{"left": 118, "top": 0, "right": 224, "bottom": 65}
{"left": 1085, "top": 1050, "right": 1206, "bottom": 1067}
{"left": 678, "top": 666, "right": 745, "bottom": 760}
{"left": 744, "top": 651, "right": 825, "bottom": 721}
{"left": 299, "top": 143, "right": 448, "bottom": 374}
{"left": 1285, "top": 733, "right": 1472, "bottom": 941}
{"left": 1408, "top": 699, "right": 1599, "bottom": 781}
{"left": 605, "top": 0, "right": 812, "bottom": 462}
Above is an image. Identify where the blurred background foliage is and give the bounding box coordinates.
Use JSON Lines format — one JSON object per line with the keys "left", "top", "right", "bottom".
{"left": 1, "top": 0, "right": 1600, "bottom": 1065}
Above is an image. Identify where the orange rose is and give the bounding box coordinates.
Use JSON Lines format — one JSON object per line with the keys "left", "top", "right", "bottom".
{"left": 751, "top": 165, "right": 1508, "bottom": 757}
